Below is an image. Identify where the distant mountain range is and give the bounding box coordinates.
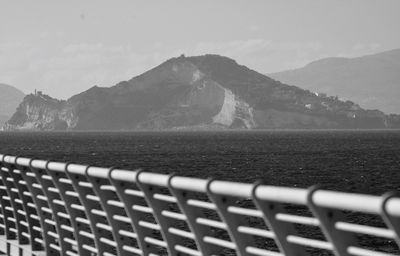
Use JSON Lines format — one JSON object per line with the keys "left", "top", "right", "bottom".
{"left": 0, "top": 84, "right": 25, "bottom": 126}
{"left": 269, "top": 49, "right": 400, "bottom": 114}
{"left": 3, "top": 54, "right": 400, "bottom": 131}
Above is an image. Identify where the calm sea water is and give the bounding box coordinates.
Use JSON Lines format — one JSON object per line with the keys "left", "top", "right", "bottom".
{"left": 0, "top": 130, "right": 399, "bottom": 195}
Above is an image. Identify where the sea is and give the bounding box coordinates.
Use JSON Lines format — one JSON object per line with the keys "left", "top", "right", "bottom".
{"left": 1, "top": 130, "right": 399, "bottom": 195}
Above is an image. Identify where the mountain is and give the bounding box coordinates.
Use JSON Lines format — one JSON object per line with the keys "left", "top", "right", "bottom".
{"left": 3, "top": 54, "right": 400, "bottom": 131}
{"left": 0, "top": 84, "right": 25, "bottom": 126}
{"left": 269, "top": 49, "right": 400, "bottom": 114}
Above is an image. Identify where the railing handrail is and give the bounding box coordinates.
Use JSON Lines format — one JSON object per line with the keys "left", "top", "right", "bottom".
{"left": 0, "top": 153, "right": 399, "bottom": 256}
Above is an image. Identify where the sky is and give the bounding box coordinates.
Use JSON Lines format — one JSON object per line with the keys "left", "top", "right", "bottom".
{"left": 1, "top": 0, "right": 400, "bottom": 99}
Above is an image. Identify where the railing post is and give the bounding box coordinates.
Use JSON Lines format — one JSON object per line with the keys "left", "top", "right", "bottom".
{"left": 168, "top": 176, "right": 223, "bottom": 255}
{"left": 0, "top": 157, "right": 30, "bottom": 247}
{"left": 86, "top": 167, "right": 126, "bottom": 256}
{"left": 19, "top": 159, "right": 58, "bottom": 256}
{"left": 7, "top": 158, "right": 43, "bottom": 252}
{"left": 252, "top": 182, "right": 308, "bottom": 256}
{"left": 0, "top": 157, "right": 16, "bottom": 242}
{"left": 65, "top": 164, "right": 114, "bottom": 256}
{"left": 29, "top": 160, "right": 73, "bottom": 256}
{"left": 306, "top": 186, "right": 357, "bottom": 256}
{"left": 0, "top": 186, "right": 14, "bottom": 239}
{"left": 109, "top": 169, "right": 158, "bottom": 255}
{"left": 381, "top": 192, "right": 400, "bottom": 248}
{"left": 206, "top": 180, "right": 258, "bottom": 256}
{"left": 136, "top": 172, "right": 181, "bottom": 256}
{"left": 46, "top": 162, "right": 96, "bottom": 256}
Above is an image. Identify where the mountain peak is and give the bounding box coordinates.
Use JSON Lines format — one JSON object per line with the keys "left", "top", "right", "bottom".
{"left": 149, "top": 54, "right": 239, "bottom": 73}
{"left": 187, "top": 54, "right": 238, "bottom": 64}
{"left": 306, "top": 57, "right": 350, "bottom": 68}
{"left": 269, "top": 48, "right": 400, "bottom": 114}
{"left": 4, "top": 53, "right": 400, "bottom": 131}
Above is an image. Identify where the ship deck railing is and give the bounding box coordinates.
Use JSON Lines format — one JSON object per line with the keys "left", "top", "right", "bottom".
{"left": 0, "top": 153, "right": 399, "bottom": 256}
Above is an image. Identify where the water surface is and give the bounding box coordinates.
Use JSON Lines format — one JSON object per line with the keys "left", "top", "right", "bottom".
{"left": 1, "top": 130, "right": 399, "bottom": 194}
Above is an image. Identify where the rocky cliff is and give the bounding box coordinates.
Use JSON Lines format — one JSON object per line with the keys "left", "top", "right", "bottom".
{"left": 4, "top": 54, "right": 400, "bottom": 131}
{"left": 3, "top": 93, "right": 76, "bottom": 131}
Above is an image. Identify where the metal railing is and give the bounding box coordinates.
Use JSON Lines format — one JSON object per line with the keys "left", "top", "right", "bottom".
{"left": 0, "top": 154, "right": 399, "bottom": 256}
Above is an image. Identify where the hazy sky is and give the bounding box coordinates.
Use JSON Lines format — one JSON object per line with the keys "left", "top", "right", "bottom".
{"left": 1, "top": 0, "right": 400, "bottom": 99}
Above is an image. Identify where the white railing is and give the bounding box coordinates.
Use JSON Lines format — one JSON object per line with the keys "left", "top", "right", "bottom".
{"left": 0, "top": 154, "right": 399, "bottom": 256}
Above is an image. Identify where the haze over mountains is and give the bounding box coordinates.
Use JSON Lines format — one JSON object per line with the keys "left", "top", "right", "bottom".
{"left": 3, "top": 54, "right": 400, "bottom": 131}
{"left": 270, "top": 48, "right": 400, "bottom": 114}
{"left": 0, "top": 84, "right": 25, "bottom": 126}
